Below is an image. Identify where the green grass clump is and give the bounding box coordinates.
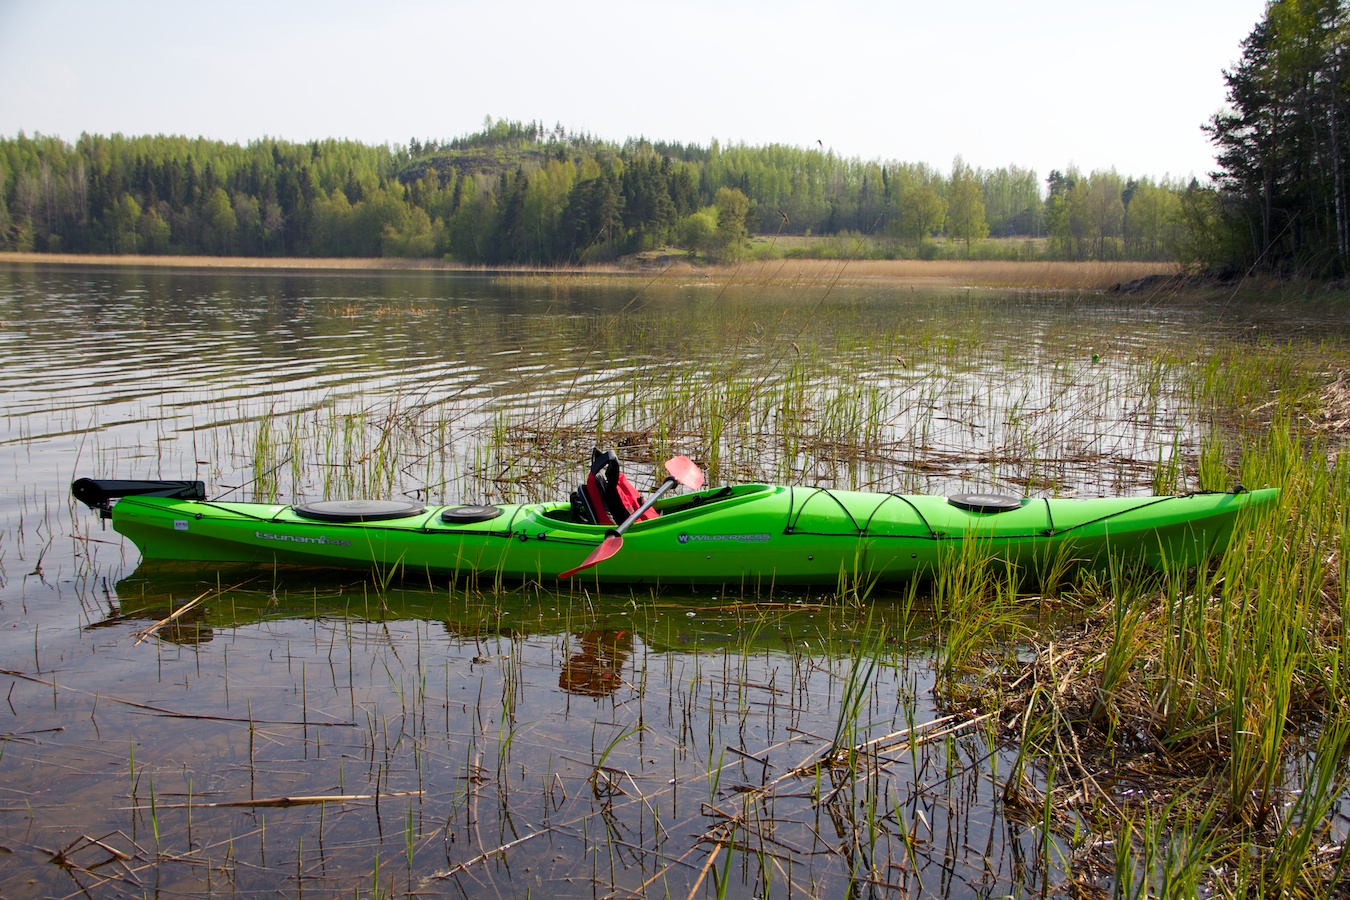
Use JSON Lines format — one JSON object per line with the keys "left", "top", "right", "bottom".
{"left": 954, "top": 354, "right": 1350, "bottom": 896}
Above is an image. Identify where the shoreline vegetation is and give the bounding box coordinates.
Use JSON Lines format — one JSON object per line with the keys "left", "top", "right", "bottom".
{"left": 15, "top": 249, "right": 1350, "bottom": 299}
{"left": 11, "top": 249, "right": 1350, "bottom": 298}
{"left": 0, "top": 128, "right": 1183, "bottom": 270}
{"left": 0, "top": 250, "right": 1178, "bottom": 290}
{"left": 1, "top": 0, "right": 1345, "bottom": 286}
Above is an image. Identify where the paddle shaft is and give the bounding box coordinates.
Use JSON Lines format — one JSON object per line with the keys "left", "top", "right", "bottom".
{"left": 609, "top": 476, "right": 677, "bottom": 537}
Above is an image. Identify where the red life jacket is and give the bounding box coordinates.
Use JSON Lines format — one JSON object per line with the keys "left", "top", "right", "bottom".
{"left": 570, "top": 449, "right": 659, "bottom": 526}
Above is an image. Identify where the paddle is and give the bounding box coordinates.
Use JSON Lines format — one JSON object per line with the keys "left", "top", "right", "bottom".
{"left": 560, "top": 456, "right": 704, "bottom": 578}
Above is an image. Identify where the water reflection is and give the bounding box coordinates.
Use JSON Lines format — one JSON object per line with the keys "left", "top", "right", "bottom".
{"left": 96, "top": 565, "right": 916, "bottom": 654}
{"left": 560, "top": 629, "right": 632, "bottom": 696}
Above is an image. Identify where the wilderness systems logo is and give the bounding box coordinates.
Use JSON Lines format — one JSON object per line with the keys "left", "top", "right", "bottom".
{"left": 254, "top": 531, "right": 352, "bottom": 548}
{"left": 678, "top": 533, "right": 771, "bottom": 545}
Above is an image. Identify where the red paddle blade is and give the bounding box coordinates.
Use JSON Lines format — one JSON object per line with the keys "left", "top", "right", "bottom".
{"left": 559, "top": 534, "right": 624, "bottom": 578}
{"left": 665, "top": 456, "right": 704, "bottom": 490}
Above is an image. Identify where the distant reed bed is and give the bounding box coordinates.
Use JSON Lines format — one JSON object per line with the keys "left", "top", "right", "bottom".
{"left": 2, "top": 250, "right": 1171, "bottom": 290}
{"left": 698, "top": 258, "right": 1177, "bottom": 289}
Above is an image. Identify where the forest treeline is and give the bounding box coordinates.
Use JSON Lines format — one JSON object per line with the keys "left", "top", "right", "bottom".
{"left": 2, "top": 1, "right": 1343, "bottom": 275}
{"left": 0, "top": 120, "right": 1191, "bottom": 266}
{"left": 1194, "top": 0, "right": 1350, "bottom": 277}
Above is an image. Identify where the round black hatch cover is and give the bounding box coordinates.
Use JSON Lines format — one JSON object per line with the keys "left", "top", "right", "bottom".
{"left": 948, "top": 493, "right": 1024, "bottom": 513}
{"left": 440, "top": 505, "right": 503, "bottom": 524}
{"left": 293, "top": 499, "right": 427, "bottom": 522}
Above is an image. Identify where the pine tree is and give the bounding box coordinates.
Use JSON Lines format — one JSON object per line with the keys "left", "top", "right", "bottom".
{"left": 1206, "top": 0, "right": 1350, "bottom": 274}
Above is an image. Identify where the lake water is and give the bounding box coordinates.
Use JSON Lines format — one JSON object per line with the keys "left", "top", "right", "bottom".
{"left": 1, "top": 263, "right": 1344, "bottom": 897}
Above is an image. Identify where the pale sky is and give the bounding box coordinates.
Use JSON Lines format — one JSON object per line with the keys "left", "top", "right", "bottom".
{"left": 0, "top": 0, "right": 1267, "bottom": 184}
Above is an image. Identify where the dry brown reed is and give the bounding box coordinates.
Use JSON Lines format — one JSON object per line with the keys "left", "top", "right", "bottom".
{"left": 695, "top": 258, "right": 1178, "bottom": 290}
{"left": 1319, "top": 369, "right": 1350, "bottom": 434}
{"left": 0, "top": 251, "right": 595, "bottom": 274}
{"left": 0, "top": 250, "right": 1173, "bottom": 290}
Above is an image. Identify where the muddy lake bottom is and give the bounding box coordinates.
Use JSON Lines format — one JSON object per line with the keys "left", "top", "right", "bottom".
{"left": 2, "top": 262, "right": 1348, "bottom": 897}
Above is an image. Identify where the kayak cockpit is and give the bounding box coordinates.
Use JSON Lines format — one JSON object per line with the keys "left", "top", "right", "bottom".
{"left": 533, "top": 484, "right": 774, "bottom": 526}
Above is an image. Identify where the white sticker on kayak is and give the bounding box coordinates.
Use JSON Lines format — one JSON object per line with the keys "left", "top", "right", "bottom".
{"left": 173, "top": 519, "right": 189, "bottom": 531}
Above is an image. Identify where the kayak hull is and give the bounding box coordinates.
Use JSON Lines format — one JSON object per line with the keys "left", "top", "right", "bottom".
{"left": 93, "top": 483, "right": 1280, "bottom": 585}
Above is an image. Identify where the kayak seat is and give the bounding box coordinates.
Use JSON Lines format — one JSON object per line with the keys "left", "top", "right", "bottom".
{"left": 570, "top": 448, "right": 659, "bottom": 526}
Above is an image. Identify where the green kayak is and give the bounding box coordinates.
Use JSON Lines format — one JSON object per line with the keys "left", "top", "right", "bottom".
{"left": 72, "top": 460, "right": 1278, "bottom": 586}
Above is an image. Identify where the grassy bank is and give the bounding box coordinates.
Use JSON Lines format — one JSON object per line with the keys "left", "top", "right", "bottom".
{"left": 928, "top": 354, "right": 1350, "bottom": 896}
